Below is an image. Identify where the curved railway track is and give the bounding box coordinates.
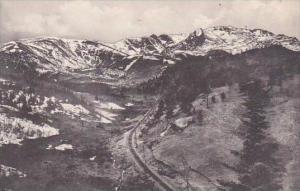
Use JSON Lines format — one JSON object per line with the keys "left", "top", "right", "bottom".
{"left": 127, "top": 109, "right": 175, "bottom": 191}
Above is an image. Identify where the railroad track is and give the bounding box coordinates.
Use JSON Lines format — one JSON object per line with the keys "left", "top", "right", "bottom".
{"left": 127, "top": 109, "right": 176, "bottom": 191}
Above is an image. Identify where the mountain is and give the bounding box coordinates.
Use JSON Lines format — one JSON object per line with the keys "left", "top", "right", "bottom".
{"left": 109, "top": 26, "right": 300, "bottom": 56}
{"left": 1, "top": 26, "right": 299, "bottom": 76}
{"left": 172, "top": 26, "right": 300, "bottom": 55}
{"left": 0, "top": 37, "right": 127, "bottom": 74}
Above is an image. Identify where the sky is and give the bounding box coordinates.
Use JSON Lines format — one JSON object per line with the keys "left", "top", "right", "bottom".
{"left": 0, "top": 0, "right": 299, "bottom": 45}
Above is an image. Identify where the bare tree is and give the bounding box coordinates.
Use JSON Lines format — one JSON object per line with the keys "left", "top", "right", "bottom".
{"left": 180, "top": 155, "right": 191, "bottom": 191}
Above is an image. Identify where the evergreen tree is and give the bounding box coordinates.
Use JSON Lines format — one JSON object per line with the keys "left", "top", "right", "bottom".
{"left": 154, "top": 100, "right": 164, "bottom": 120}
{"left": 234, "top": 80, "right": 283, "bottom": 191}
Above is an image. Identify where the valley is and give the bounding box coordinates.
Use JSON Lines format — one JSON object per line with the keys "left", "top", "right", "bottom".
{"left": 0, "top": 26, "right": 299, "bottom": 191}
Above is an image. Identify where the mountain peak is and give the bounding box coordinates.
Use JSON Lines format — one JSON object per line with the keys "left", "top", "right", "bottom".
{"left": 192, "top": 28, "right": 204, "bottom": 37}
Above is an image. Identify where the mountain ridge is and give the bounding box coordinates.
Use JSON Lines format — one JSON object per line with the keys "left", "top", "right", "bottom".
{"left": 1, "top": 26, "right": 300, "bottom": 74}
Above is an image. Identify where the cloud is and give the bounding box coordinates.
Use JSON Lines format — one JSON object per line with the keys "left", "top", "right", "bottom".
{"left": 0, "top": 0, "right": 299, "bottom": 44}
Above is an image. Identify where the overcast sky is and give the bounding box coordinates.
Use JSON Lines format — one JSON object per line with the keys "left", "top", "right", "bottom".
{"left": 0, "top": 0, "right": 299, "bottom": 45}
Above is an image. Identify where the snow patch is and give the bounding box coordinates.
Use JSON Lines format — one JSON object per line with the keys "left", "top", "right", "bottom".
{"left": 174, "top": 116, "right": 193, "bottom": 128}
{"left": 0, "top": 164, "right": 27, "bottom": 178}
{"left": 55, "top": 144, "right": 73, "bottom": 151}
{"left": 170, "top": 33, "right": 188, "bottom": 44}
{"left": 143, "top": 55, "right": 160, "bottom": 61}
{"left": 125, "top": 102, "right": 134, "bottom": 107}
{"left": 99, "top": 116, "right": 112, "bottom": 124}
{"left": 46, "top": 144, "right": 53, "bottom": 150}
{"left": 61, "top": 103, "right": 90, "bottom": 115}
{"left": 97, "top": 102, "right": 125, "bottom": 110}
{"left": 164, "top": 59, "right": 175, "bottom": 65}
{"left": 124, "top": 58, "right": 139, "bottom": 71}
{"left": 0, "top": 104, "right": 19, "bottom": 112}
{"left": 95, "top": 108, "right": 117, "bottom": 121}
{"left": 0, "top": 113, "right": 59, "bottom": 146}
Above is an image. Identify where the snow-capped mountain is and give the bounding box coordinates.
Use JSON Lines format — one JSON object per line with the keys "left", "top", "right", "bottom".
{"left": 108, "top": 26, "right": 300, "bottom": 56}
{"left": 172, "top": 26, "right": 300, "bottom": 55}
{"left": 0, "top": 37, "right": 127, "bottom": 73}
{"left": 0, "top": 26, "right": 299, "bottom": 74}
